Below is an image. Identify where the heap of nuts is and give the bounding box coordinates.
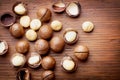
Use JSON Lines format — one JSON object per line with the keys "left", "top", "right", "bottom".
{"left": 0, "top": 1, "right": 95, "bottom": 80}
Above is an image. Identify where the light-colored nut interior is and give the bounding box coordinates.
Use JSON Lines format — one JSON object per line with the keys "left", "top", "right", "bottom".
{"left": 0, "top": 42, "right": 6, "bottom": 53}
{"left": 30, "top": 19, "right": 41, "bottom": 31}
{"left": 51, "top": 20, "right": 62, "bottom": 31}
{"left": 20, "top": 15, "right": 30, "bottom": 28}
{"left": 65, "top": 31, "right": 77, "bottom": 42}
{"left": 82, "top": 21, "right": 94, "bottom": 32}
{"left": 63, "top": 59, "right": 75, "bottom": 71}
{"left": 28, "top": 55, "right": 40, "bottom": 65}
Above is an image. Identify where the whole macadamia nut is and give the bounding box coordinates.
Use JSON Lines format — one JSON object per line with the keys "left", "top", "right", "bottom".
{"left": 37, "top": 8, "right": 52, "bottom": 22}
{"left": 42, "top": 70, "right": 55, "bottom": 80}
{"left": 20, "top": 15, "right": 30, "bottom": 28}
{"left": 61, "top": 55, "right": 77, "bottom": 72}
{"left": 25, "top": 29, "right": 37, "bottom": 41}
{"left": 51, "top": 20, "right": 62, "bottom": 31}
{"left": 30, "top": 19, "right": 42, "bottom": 31}
{"left": 35, "top": 39, "right": 49, "bottom": 55}
{"left": 15, "top": 40, "right": 29, "bottom": 54}
{"left": 74, "top": 45, "right": 89, "bottom": 60}
{"left": 39, "top": 25, "right": 53, "bottom": 40}
{"left": 13, "top": 2, "right": 27, "bottom": 15}
{"left": 9, "top": 23, "right": 24, "bottom": 38}
{"left": 50, "top": 36, "right": 65, "bottom": 53}
{"left": 41, "top": 56, "right": 56, "bottom": 70}
{"left": 82, "top": 21, "right": 94, "bottom": 32}
{"left": 11, "top": 53, "right": 26, "bottom": 67}
{"left": 28, "top": 52, "right": 42, "bottom": 68}
{"left": 63, "top": 28, "right": 78, "bottom": 44}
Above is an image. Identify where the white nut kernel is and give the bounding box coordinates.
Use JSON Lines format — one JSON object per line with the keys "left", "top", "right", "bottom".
{"left": 30, "top": 19, "right": 41, "bottom": 31}
{"left": 25, "top": 29, "right": 37, "bottom": 41}
{"left": 82, "top": 21, "right": 94, "bottom": 32}
{"left": 63, "top": 60, "right": 75, "bottom": 71}
{"left": 14, "top": 3, "right": 26, "bottom": 15}
{"left": 28, "top": 56, "right": 40, "bottom": 65}
{"left": 51, "top": 20, "right": 62, "bottom": 31}
{"left": 20, "top": 16, "right": 30, "bottom": 28}
{"left": 0, "top": 42, "right": 6, "bottom": 53}
{"left": 65, "top": 31, "right": 77, "bottom": 42}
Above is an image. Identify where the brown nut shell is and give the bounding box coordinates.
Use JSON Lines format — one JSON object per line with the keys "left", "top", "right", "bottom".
{"left": 9, "top": 23, "right": 24, "bottom": 38}
{"left": 37, "top": 8, "right": 52, "bottom": 22}
{"left": 28, "top": 52, "right": 42, "bottom": 68}
{"left": 35, "top": 39, "right": 49, "bottom": 55}
{"left": 74, "top": 45, "right": 89, "bottom": 60}
{"left": 16, "top": 68, "right": 30, "bottom": 80}
{"left": 61, "top": 55, "right": 77, "bottom": 72}
{"left": 0, "top": 40, "right": 8, "bottom": 55}
{"left": 39, "top": 25, "right": 53, "bottom": 40}
{"left": 63, "top": 28, "right": 78, "bottom": 44}
{"left": 0, "top": 12, "right": 16, "bottom": 27}
{"left": 50, "top": 36, "right": 65, "bottom": 53}
{"left": 42, "top": 70, "right": 55, "bottom": 80}
{"left": 66, "top": 2, "right": 81, "bottom": 18}
{"left": 15, "top": 40, "right": 29, "bottom": 54}
{"left": 41, "top": 56, "right": 56, "bottom": 70}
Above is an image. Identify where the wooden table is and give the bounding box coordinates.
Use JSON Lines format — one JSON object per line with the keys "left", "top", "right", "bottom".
{"left": 0, "top": 0, "right": 120, "bottom": 80}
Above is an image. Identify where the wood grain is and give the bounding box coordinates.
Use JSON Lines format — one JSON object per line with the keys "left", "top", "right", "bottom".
{"left": 0, "top": 0, "right": 120, "bottom": 80}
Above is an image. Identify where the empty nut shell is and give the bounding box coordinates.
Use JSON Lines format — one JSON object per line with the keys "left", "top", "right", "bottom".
{"left": 35, "top": 39, "right": 49, "bottom": 55}
{"left": 74, "top": 45, "right": 89, "bottom": 60}
{"left": 42, "top": 70, "right": 55, "bottom": 80}
{"left": 61, "top": 55, "right": 77, "bottom": 72}
{"left": 28, "top": 52, "right": 42, "bottom": 68}
{"left": 15, "top": 40, "right": 29, "bottom": 54}
{"left": 16, "top": 68, "right": 30, "bottom": 80}
{"left": 82, "top": 21, "right": 94, "bottom": 32}
{"left": 37, "top": 8, "right": 52, "bottom": 22}
{"left": 39, "top": 25, "right": 53, "bottom": 40}
{"left": 66, "top": 2, "right": 81, "bottom": 17}
{"left": 41, "top": 56, "right": 56, "bottom": 70}
{"left": 0, "top": 40, "right": 8, "bottom": 55}
{"left": 50, "top": 36, "right": 65, "bottom": 53}
{"left": 63, "top": 28, "right": 78, "bottom": 44}
{"left": 9, "top": 23, "right": 24, "bottom": 38}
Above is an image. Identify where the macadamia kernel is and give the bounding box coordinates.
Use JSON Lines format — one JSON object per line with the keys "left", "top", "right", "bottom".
{"left": 14, "top": 3, "right": 26, "bottom": 15}
{"left": 0, "top": 42, "right": 6, "bottom": 53}
{"left": 65, "top": 31, "right": 77, "bottom": 42}
{"left": 28, "top": 56, "right": 40, "bottom": 65}
{"left": 30, "top": 19, "right": 41, "bottom": 31}
{"left": 63, "top": 60, "right": 75, "bottom": 71}
{"left": 20, "top": 16, "right": 30, "bottom": 28}
{"left": 51, "top": 20, "right": 62, "bottom": 31}
{"left": 82, "top": 21, "right": 94, "bottom": 32}
{"left": 25, "top": 29, "right": 37, "bottom": 41}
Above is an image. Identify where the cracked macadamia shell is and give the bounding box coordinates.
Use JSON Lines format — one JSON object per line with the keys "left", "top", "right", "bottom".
{"left": 63, "top": 28, "right": 78, "bottom": 44}
{"left": 74, "top": 45, "right": 89, "bottom": 60}
{"left": 42, "top": 70, "right": 55, "bottom": 80}
{"left": 37, "top": 8, "right": 52, "bottom": 22}
{"left": 11, "top": 53, "right": 26, "bottom": 67}
{"left": 41, "top": 56, "right": 56, "bottom": 70}
{"left": 15, "top": 40, "right": 29, "bottom": 54}
{"left": 0, "top": 40, "right": 8, "bottom": 55}
{"left": 39, "top": 25, "right": 53, "bottom": 40}
{"left": 35, "top": 39, "right": 49, "bottom": 55}
{"left": 50, "top": 36, "right": 65, "bottom": 53}
{"left": 28, "top": 52, "right": 41, "bottom": 68}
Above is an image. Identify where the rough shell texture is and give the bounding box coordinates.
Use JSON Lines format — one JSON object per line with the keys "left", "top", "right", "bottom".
{"left": 42, "top": 70, "right": 55, "bottom": 80}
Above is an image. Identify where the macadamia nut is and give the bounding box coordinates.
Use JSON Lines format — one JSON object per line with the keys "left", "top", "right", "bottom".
{"left": 30, "top": 19, "right": 41, "bottom": 31}
{"left": 25, "top": 29, "right": 37, "bottom": 41}
{"left": 11, "top": 53, "right": 26, "bottom": 67}
{"left": 63, "top": 60, "right": 75, "bottom": 71}
{"left": 82, "top": 21, "right": 94, "bottom": 32}
{"left": 28, "top": 56, "right": 40, "bottom": 65}
{"left": 51, "top": 20, "right": 62, "bottom": 31}
{"left": 14, "top": 3, "right": 27, "bottom": 15}
{"left": 65, "top": 31, "right": 77, "bottom": 42}
{"left": 0, "top": 42, "right": 6, "bottom": 53}
{"left": 20, "top": 16, "right": 30, "bottom": 28}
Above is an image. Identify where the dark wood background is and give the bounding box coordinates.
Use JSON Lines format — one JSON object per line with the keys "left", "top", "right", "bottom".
{"left": 0, "top": 0, "right": 120, "bottom": 80}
